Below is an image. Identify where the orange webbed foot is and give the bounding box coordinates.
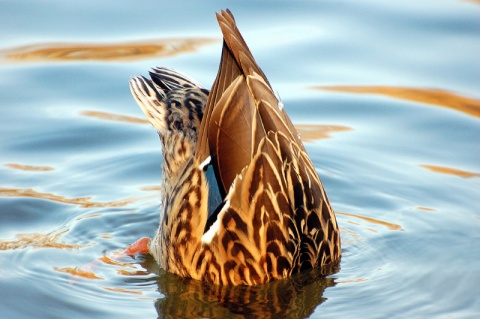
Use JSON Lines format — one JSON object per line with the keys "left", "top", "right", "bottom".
{"left": 124, "top": 237, "right": 150, "bottom": 256}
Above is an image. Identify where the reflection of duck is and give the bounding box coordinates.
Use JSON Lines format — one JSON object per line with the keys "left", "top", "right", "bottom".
{"left": 143, "top": 258, "right": 338, "bottom": 319}
{"left": 128, "top": 9, "right": 341, "bottom": 285}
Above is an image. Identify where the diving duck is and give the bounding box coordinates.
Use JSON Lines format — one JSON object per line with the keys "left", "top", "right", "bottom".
{"left": 128, "top": 9, "right": 341, "bottom": 286}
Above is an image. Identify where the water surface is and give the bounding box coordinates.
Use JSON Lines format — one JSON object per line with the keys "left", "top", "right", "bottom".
{"left": 1, "top": 1, "right": 479, "bottom": 318}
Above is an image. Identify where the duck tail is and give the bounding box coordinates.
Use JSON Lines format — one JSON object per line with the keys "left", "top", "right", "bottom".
{"left": 130, "top": 68, "right": 209, "bottom": 180}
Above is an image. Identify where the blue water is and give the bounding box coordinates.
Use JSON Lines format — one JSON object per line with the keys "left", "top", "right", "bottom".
{"left": 1, "top": 1, "right": 479, "bottom": 318}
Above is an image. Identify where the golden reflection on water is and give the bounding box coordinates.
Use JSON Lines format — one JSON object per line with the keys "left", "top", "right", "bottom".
{"left": 99, "top": 255, "right": 137, "bottom": 269}
{"left": 54, "top": 267, "right": 103, "bottom": 280}
{"left": 81, "top": 111, "right": 149, "bottom": 124}
{"left": 339, "top": 227, "right": 362, "bottom": 247}
{"left": 314, "top": 85, "right": 480, "bottom": 118}
{"left": 140, "top": 185, "right": 162, "bottom": 192}
{"left": 337, "top": 277, "right": 368, "bottom": 284}
{"left": 0, "top": 229, "right": 88, "bottom": 251}
{"left": 4, "top": 163, "right": 55, "bottom": 171}
{"left": 0, "top": 187, "right": 154, "bottom": 208}
{"left": 102, "top": 287, "right": 142, "bottom": 295}
{"left": 419, "top": 164, "right": 480, "bottom": 178}
{"left": 0, "top": 38, "right": 217, "bottom": 63}
{"left": 116, "top": 269, "right": 150, "bottom": 276}
{"left": 336, "top": 211, "right": 403, "bottom": 231}
{"left": 295, "top": 124, "right": 352, "bottom": 142}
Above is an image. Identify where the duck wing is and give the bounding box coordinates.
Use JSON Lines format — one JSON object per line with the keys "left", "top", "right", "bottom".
{"left": 196, "top": 10, "right": 305, "bottom": 194}
{"left": 196, "top": 10, "right": 340, "bottom": 284}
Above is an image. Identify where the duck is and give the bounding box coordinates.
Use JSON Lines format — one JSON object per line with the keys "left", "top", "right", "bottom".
{"left": 127, "top": 9, "right": 341, "bottom": 286}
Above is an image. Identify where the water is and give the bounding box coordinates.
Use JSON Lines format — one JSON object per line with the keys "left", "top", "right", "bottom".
{"left": 1, "top": 1, "right": 479, "bottom": 318}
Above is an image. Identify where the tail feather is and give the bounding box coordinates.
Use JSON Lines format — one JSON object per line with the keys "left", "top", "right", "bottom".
{"left": 129, "top": 69, "right": 207, "bottom": 136}
{"left": 129, "top": 69, "right": 208, "bottom": 182}
{"left": 149, "top": 67, "right": 206, "bottom": 91}
{"left": 129, "top": 76, "right": 167, "bottom": 132}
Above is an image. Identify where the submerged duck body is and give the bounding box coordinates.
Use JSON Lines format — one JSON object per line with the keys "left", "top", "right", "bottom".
{"left": 129, "top": 9, "right": 341, "bottom": 285}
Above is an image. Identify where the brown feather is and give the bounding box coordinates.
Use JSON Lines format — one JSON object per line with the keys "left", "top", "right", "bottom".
{"left": 197, "top": 9, "right": 302, "bottom": 193}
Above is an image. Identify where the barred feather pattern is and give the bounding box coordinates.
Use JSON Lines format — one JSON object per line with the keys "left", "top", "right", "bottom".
{"left": 129, "top": 9, "right": 341, "bottom": 286}
{"left": 130, "top": 69, "right": 208, "bottom": 196}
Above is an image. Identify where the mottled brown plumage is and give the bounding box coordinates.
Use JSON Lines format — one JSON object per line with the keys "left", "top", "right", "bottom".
{"left": 129, "top": 9, "right": 341, "bottom": 285}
